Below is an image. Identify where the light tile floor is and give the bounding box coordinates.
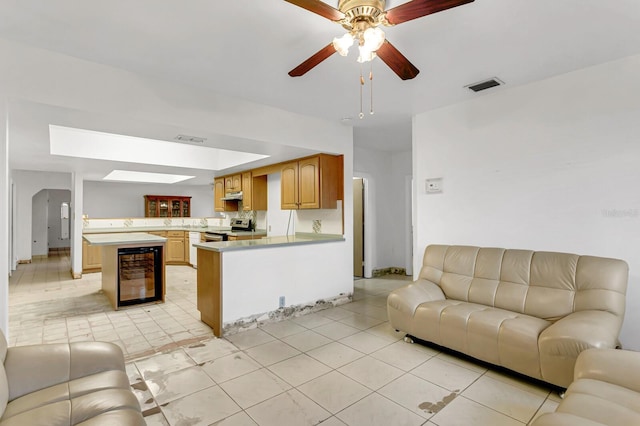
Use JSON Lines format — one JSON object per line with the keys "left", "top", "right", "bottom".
{"left": 9, "top": 251, "right": 561, "bottom": 425}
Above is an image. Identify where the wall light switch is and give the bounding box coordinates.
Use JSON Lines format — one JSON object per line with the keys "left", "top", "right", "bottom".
{"left": 425, "top": 178, "right": 443, "bottom": 194}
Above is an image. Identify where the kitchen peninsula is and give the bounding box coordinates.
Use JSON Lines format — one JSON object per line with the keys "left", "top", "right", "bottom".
{"left": 83, "top": 233, "right": 166, "bottom": 310}
{"left": 194, "top": 233, "right": 348, "bottom": 336}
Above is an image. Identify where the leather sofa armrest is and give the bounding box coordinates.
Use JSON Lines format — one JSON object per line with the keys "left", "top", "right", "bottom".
{"left": 539, "top": 310, "right": 622, "bottom": 358}
{"left": 4, "top": 342, "right": 125, "bottom": 401}
{"left": 573, "top": 348, "right": 640, "bottom": 393}
{"left": 387, "top": 279, "right": 446, "bottom": 317}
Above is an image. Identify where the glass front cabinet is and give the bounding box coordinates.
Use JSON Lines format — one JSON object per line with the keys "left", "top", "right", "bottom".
{"left": 144, "top": 195, "right": 192, "bottom": 217}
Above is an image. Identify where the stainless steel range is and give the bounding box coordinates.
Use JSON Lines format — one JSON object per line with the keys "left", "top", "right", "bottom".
{"left": 203, "top": 218, "right": 252, "bottom": 242}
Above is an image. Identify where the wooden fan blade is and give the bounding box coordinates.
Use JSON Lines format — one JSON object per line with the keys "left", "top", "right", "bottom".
{"left": 376, "top": 40, "right": 420, "bottom": 80}
{"left": 385, "top": 0, "right": 474, "bottom": 25}
{"left": 289, "top": 43, "right": 337, "bottom": 77}
{"left": 284, "top": 0, "right": 345, "bottom": 22}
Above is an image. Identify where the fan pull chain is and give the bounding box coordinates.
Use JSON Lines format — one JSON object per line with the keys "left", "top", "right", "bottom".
{"left": 369, "top": 62, "right": 374, "bottom": 115}
{"left": 359, "top": 64, "right": 365, "bottom": 119}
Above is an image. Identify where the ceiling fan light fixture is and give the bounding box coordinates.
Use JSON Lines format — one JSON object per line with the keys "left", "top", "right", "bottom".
{"left": 332, "top": 33, "right": 354, "bottom": 56}
{"left": 356, "top": 25, "right": 384, "bottom": 63}
{"left": 357, "top": 44, "right": 376, "bottom": 63}
{"left": 363, "top": 26, "right": 385, "bottom": 51}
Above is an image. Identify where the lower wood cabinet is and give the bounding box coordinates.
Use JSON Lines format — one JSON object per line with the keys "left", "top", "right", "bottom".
{"left": 166, "top": 231, "right": 188, "bottom": 264}
{"left": 82, "top": 240, "right": 102, "bottom": 272}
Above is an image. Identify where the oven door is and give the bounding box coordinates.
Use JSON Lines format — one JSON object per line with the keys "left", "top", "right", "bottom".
{"left": 204, "top": 232, "right": 227, "bottom": 242}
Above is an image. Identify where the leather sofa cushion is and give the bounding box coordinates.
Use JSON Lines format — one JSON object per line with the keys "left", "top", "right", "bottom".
{"left": 0, "top": 388, "right": 143, "bottom": 426}
{"left": 4, "top": 342, "right": 126, "bottom": 401}
{"left": 413, "top": 301, "right": 550, "bottom": 380}
{"left": 2, "top": 370, "right": 130, "bottom": 420}
{"left": 531, "top": 349, "right": 640, "bottom": 426}
{"left": 552, "top": 379, "right": 640, "bottom": 425}
{"left": 420, "top": 245, "right": 628, "bottom": 322}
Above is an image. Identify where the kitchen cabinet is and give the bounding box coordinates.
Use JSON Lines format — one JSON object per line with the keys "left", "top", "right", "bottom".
{"left": 224, "top": 174, "right": 242, "bottom": 193}
{"left": 241, "top": 172, "right": 268, "bottom": 211}
{"left": 145, "top": 195, "right": 191, "bottom": 217}
{"left": 214, "top": 178, "right": 225, "bottom": 212}
{"left": 241, "top": 172, "right": 252, "bottom": 211}
{"left": 281, "top": 154, "right": 341, "bottom": 210}
{"left": 166, "top": 230, "right": 187, "bottom": 264}
{"left": 82, "top": 240, "right": 102, "bottom": 272}
{"left": 214, "top": 177, "right": 240, "bottom": 212}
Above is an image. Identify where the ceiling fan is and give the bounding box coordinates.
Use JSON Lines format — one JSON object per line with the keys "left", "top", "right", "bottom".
{"left": 286, "top": 0, "right": 475, "bottom": 80}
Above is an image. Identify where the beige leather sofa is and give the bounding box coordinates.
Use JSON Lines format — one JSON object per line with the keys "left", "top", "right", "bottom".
{"left": 531, "top": 348, "right": 640, "bottom": 425}
{"left": 387, "top": 245, "right": 628, "bottom": 388}
{"left": 0, "top": 330, "right": 144, "bottom": 425}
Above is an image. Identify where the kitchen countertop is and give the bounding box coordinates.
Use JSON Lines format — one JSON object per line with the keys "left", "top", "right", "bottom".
{"left": 193, "top": 233, "right": 344, "bottom": 252}
{"left": 83, "top": 226, "right": 267, "bottom": 237}
{"left": 83, "top": 232, "right": 167, "bottom": 246}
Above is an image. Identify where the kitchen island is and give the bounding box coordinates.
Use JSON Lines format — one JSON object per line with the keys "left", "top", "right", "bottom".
{"left": 81, "top": 226, "right": 267, "bottom": 272}
{"left": 83, "top": 233, "right": 166, "bottom": 310}
{"left": 193, "top": 233, "right": 348, "bottom": 336}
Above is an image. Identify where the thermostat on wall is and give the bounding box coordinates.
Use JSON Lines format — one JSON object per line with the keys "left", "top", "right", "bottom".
{"left": 425, "top": 178, "right": 443, "bottom": 194}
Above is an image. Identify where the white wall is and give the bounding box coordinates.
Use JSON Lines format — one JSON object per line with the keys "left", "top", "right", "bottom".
{"left": 83, "top": 181, "right": 214, "bottom": 218}
{"left": 413, "top": 54, "right": 640, "bottom": 350}
{"left": 354, "top": 146, "right": 412, "bottom": 274}
{"left": 266, "top": 174, "right": 292, "bottom": 236}
{"left": 13, "top": 171, "right": 71, "bottom": 262}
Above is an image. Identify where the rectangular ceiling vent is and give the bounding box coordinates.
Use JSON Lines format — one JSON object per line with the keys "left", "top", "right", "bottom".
{"left": 175, "top": 134, "right": 206, "bottom": 144}
{"left": 465, "top": 77, "right": 504, "bottom": 93}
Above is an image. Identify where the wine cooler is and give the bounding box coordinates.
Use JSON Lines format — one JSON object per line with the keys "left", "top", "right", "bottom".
{"left": 117, "top": 246, "right": 163, "bottom": 307}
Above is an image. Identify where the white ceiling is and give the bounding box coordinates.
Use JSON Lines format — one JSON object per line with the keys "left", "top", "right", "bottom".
{"left": 2, "top": 0, "right": 640, "bottom": 178}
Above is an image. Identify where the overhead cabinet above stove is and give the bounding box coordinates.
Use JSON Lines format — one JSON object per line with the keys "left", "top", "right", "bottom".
{"left": 213, "top": 153, "right": 342, "bottom": 212}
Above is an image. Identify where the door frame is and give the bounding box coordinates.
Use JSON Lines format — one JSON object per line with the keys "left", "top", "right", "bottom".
{"left": 405, "top": 175, "right": 413, "bottom": 276}
{"left": 353, "top": 173, "right": 372, "bottom": 278}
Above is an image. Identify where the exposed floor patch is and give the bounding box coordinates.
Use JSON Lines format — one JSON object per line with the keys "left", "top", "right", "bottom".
{"left": 141, "top": 406, "right": 161, "bottom": 417}
{"left": 418, "top": 391, "right": 459, "bottom": 414}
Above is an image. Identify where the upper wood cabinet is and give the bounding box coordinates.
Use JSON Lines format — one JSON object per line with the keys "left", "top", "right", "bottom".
{"left": 224, "top": 174, "right": 241, "bottom": 193}
{"left": 251, "top": 174, "right": 268, "bottom": 211}
{"left": 145, "top": 195, "right": 191, "bottom": 217}
{"left": 281, "top": 154, "right": 341, "bottom": 210}
{"left": 214, "top": 153, "right": 342, "bottom": 212}
{"left": 241, "top": 172, "right": 252, "bottom": 211}
{"left": 240, "top": 171, "right": 268, "bottom": 212}
{"left": 281, "top": 161, "right": 299, "bottom": 210}
{"left": 214, "top": 177, "right": 240, "bottom": 212}
{"left": 214, "top": 178, "right": 225, "bottom": 212}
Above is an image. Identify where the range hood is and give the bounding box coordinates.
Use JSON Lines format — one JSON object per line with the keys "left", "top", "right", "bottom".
{"left": 221, "top": 191, "right": 243, "bottom": 201}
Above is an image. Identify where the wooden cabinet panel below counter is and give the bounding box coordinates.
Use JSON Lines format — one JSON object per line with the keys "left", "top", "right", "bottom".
{"left": 82, "top": 240, "right": 102, "bottom": 272}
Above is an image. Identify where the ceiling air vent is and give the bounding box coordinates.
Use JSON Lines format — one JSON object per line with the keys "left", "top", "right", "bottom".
{"left": 465, "top": 78, "right": 504, "bottom": 93}
{"left": 175, "top": 134, "right": 206, "bottom": 144}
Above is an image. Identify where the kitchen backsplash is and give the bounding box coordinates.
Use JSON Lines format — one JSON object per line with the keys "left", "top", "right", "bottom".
{"left": 295, "top": 200, "right": 343, "bottom": 235}
{"left": 82, "top": 217, "right": 228, "bottom": 229}
{"left": 83, "top": 203, "right": 341, "bottom": 235}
